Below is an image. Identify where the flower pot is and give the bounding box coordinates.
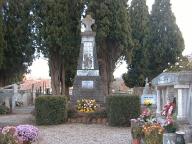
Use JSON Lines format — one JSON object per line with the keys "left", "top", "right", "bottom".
{"left": 163, "top": 133, "right": 176, "bottom": 144}
{"left": 23, "top": 141, "right": 31, "bottom": 144}
{"left": 132, "top": 139, "right": 140, "bottom": 144}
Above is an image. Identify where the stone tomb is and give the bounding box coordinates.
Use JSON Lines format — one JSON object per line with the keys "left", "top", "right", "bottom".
{"left": 152, "top": 71, "right": 192, "bottom": 124}
{"left": 72, "top": 15, "right": 104, "bottom": 104}
{"left": 152, "top": 71, "right": 192, "bottom": 143}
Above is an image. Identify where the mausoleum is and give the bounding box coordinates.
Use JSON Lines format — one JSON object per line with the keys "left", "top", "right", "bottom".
{"left": 152, "top": 71, "right": 192, "bottom": 124}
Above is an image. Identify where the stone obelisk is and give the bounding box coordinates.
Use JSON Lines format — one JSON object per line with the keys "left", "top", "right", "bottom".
{"left": 72, "top": 15, "right": 104, "bottom": 105}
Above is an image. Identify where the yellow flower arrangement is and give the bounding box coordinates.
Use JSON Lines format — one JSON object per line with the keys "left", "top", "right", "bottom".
{"left": 142, "top": 123, "right": 164, "bottom": 144}
{"left": 77, "top": 99, "right": 97, "bottom": 113}
{"left": 144, "top": 99, "right": 153, "bottom": 107}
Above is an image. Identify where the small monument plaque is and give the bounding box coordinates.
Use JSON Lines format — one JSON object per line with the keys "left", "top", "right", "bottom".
{"left": 72, "top": 15, "right": 104, "bottom": 104}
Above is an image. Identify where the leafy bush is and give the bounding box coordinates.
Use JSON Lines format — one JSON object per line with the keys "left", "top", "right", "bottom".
{"left": 35, "top": 96, "right": 68, "bottom": 125}
{"left": 0, "top": 105, "right": 10, "bottom": 115}
{"left": 68, "top": 108, "right": 77, "bottom": 118}
{"left": 84, "top": 109, "right": 107, "bottom": 119}
{"left": 106, "top": 95, "right": 140, "bottom": 126}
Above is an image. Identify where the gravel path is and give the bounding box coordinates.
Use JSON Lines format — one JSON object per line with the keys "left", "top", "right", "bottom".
{"left": 39, "top": 124, "right": 131, "bottom": 144}
{"left": 0, "top": 114, "right": 132, "bottom": 144}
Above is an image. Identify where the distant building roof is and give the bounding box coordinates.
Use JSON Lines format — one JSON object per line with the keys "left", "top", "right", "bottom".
{"left": 20, "top": 79, "right": 51, "bottom": 91}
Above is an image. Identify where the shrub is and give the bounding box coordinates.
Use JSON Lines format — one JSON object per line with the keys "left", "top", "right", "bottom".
{"left": 106, "top": 95, "right": 140, "bottom": 126}
{"left": 0, "top": 105, "right": 10, "bottom": 115}
{"left": 35, "top": 96, "right": 68, "bottom": 125}
{"left": 89, "top": 109, "right": 107, "bottom": 118}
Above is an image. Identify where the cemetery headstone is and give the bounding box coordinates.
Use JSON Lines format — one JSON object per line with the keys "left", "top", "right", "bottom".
{"left": 72, "top": 15, "right": 104, "bottom": 105}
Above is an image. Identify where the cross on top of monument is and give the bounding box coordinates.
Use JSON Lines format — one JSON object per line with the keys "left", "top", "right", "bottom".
{"left": 82, "top": 15, "right": 95, "bottom": 32}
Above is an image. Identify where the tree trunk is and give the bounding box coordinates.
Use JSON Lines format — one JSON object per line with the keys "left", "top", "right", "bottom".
{"left": 60, "top": 65, "right": 65, "bottom": 95}
{"left": 98, "top": 40, "right": 120, "bottom": 97}
{"left": 98, "top": 41, "right": 114, "bottom": 97}
{"left": 65, "top": 85, "right": 69, "bottom": 96}
{"left": 49, "top": 54, "right": 61, "bottom": 95}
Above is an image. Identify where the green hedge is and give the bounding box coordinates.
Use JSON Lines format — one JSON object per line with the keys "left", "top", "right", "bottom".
{"left": 35, "top": 96, "right": 68, "bottom": 125}
{"left": 106, "top": 95, "right": 140, "bottom": 127}
{"left": 0, "top": 105, "right": 10, "bottom": 115}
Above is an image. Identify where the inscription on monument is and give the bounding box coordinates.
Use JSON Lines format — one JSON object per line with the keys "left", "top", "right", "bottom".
{"left": 82, "top": 81, "right": 94, "bottom": 89}
{"left": 82, "top": 42, "right": 94, "bottom": 69}
{"left": 77, "top": 70, "right": 99, "bottom": 76}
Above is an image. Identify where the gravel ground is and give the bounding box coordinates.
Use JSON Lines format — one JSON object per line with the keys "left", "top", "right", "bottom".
{"left": 39, "top": 124, "right": 131, "bottom": 144}
{"left": 0, "top": 114, "right": 132, "bottom": 144}
{"left": 0, "top": 114, "right": 35, "bottom": 126}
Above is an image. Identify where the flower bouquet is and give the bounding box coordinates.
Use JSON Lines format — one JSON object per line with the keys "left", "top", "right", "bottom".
{"left": 144, "top": 99, "right": 153, "bottom": 108}
{"left": 142, "top": 123, "right": 164, "bottom": 144}
{"left": 77, "top": 99, "right": 97, "bottom": 113}
{"left": 16, "top": 125, "right": 39, "bottom": 144}
{"left": 0, "top": 125, "right": 39, "bottom": 144}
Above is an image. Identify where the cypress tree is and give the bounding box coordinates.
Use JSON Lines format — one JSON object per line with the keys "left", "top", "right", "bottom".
{"left": 148, "top": 0, "right": 184, "bottom": 79}
{"left": 123, "top": 0, "right": 150, "bottom": 88}
{"left": 87, "top": 0, "right": 133, "bottom": 95}
{"left": 0, "top": 0, "right": 4, "bottom": 67}
{"left": 34, "top": 0, "right": 83, "bottom": 95}
{"left": 0, "top": 0, "right": 35, "bottom": 86}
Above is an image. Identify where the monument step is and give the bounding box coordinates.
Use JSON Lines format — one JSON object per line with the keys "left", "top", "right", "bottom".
{"left": 13, "top": 106, "right": 34, "bottom": 114}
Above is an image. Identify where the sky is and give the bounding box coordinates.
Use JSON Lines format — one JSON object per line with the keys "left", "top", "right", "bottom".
{"left": 27, "top": 0, "right": 192, "bottom": 79}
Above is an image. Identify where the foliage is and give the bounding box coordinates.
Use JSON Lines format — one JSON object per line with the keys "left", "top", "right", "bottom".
{"left": 33, "top": 0, "right": 83, "bottom": 95}
{"left": 142, "top": 123, "right": 164, "bottom": 144}
{"left": 147, "top": 0, "right": 184, "bottom": 80}
{"left": 163, "top": 116, "right": 177, "bottom": 133}
{"left": 67, "top": 108, "right": 77, "bottom": 118}
{"left": 87, "top": 0, "right": 133, "bottom": 96}
{"left": 140, "top": 108, "right": 155, "bottom": 123}
{"left": 0, "top": 0, "right": 35, "bottom": 86}
{"left": 131, "top": 119, "right": 143, "bottom": 139}
{"left": 77, "top": 99, "right": 97, "bottom": 113}
{"left": 0, "top": 127, "right": 19, "bottom": 144}
{"left": 0, "top": 105, "right": 10, "bottom": 115}
{"left": 165, "top": 56, "right": 192, "bottom": 72}
{"left": 0, "top": 125, "right": 39, "bottom": 144}
{"left": 106, "top": 95, "right": 140, "bottom": 126}
{"left": 0, "top": 0, "right": 4, "bottom": 68}
{"left": 35, "top": 96, "right": 68, "bottom": 125}
{"left": 88, "top": 109, "right": 107, "bottom": 118}
{"left": 123, "top": 0, "right": 150, "bottom": 88}
{"left": 16, "top": 125, "right": 39, "bottom": 143}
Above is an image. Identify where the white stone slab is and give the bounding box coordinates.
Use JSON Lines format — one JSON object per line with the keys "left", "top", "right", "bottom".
{"left": 174, "top": 84, "right": 189, "bottom": 89}
{"left": 82, "top": 81, "right": 94, "bottom": 89}
{"left": 77, "top": 70, "right": 99, "bottom": 76}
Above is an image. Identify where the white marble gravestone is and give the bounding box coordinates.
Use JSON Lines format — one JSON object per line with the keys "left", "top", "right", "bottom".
{"left": 72, "top": 15, "right": 104, "bottom": 104}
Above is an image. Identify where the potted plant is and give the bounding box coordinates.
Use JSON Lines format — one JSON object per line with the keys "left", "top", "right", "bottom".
{"left": 131, "top": 125, "right": 142, "bottom": 144}
{"left": 131, "top": 119, "right": 143, "bottom": 144}
{"left": 163, "top": 116, "right": 177, "bottom": 144}
{"left": 142, "top": 123, "right": 164, "bottom": 144}
{"left": 161, "top": 99, "right": 177, "bottom": 144}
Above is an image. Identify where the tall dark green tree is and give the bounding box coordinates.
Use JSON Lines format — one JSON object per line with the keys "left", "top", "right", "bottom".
{"left": 87, "top": 0, "right": 133, "bottom": 96}
{"left": 0, "top": 0, "right": 4, "bottom": 67}
{"left": 0, "top": 0, "right": 35, "bottom": 86}
{"left": 123, "top": 0, "right": 150, "bottom": 88}
{"left": 147, "top": 0, "right": 184, "bottom": 80}
{"left": 34, "top": 0, "right": 83, "bottom": 95}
